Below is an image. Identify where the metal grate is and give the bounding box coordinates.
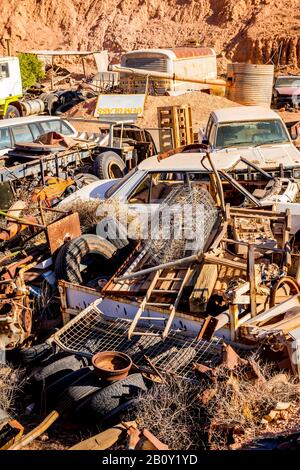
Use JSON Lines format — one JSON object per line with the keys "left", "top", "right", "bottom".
{"left": 51, "top": 304, "right": 223, "bottom": 382}
{"left": 125, "top": 57, "right": 168, "bottom": 73}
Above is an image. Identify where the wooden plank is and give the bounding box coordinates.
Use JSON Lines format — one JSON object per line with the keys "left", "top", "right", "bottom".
{"left": 189, "top": 263, "right": 218, "bottom": 313}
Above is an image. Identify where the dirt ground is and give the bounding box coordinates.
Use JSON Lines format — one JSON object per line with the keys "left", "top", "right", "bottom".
{"left": 65, "top": 90, "right": 238, "bottom": 134}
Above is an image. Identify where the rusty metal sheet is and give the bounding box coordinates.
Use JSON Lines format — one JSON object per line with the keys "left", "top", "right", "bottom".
{"left": 46, "top": 212, "right": 81, "bottom": 255}
{"left": 171, "top": 47, "right": 215, "bottom": 59}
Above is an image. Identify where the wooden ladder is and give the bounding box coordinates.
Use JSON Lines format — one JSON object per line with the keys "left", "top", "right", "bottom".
{"left": 127, "top": 266, "right": 193, "bottom": 340}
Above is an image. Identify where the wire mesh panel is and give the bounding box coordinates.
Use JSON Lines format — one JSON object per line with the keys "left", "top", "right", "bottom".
{"left": 51, "top": 304, "right": 223, "bottom": 382}
{"left": 144, "top": 184, "right": 218, "bottom": 266}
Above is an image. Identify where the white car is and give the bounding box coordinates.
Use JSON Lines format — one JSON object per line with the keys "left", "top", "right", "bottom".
{"left": 61, "top": 150, "right": 300, "bottom": 234}
{"left": 0, "top": 115, "right": 77, "bottom": 156}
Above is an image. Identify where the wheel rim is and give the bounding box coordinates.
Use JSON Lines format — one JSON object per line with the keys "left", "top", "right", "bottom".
{"left": 269, "top": 276, "right": 300, "bottom": 307}
{"left": 7, "top": 110, "right": 18, "bottom": 118}
{"left": 108, "top": 163, "right": 124, "bottom": 179}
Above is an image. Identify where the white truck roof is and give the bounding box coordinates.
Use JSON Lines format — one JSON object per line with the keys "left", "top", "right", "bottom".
{"left": 212, "top": 106, "right": 280, "bottom": 123}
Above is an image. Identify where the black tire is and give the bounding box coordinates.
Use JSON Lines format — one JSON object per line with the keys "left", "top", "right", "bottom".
{"left": 18, "top": 342, "right": 53, "bottom": 365}
{"left": 32, "top": 354, "right": 87, "bottom": 384}
{"left": 37, "top": 367, "right": 94, "bottom": 411}
{"left": 60, "top": 374, "right": 101, "bottom": 410}
{"left": 46, "top": 94, "right": 60, "bottom": 115}
{"left": 5, "top": 105, "right": 20, "bottom": 119}
{"left": 55, "top": 234, "right": 117, "bottom": 284}
{"left": 76, "top": 373, "right": 147, "bottom": 422}
{"left": 93, "top": 152, "right": 126, "bottom": 179}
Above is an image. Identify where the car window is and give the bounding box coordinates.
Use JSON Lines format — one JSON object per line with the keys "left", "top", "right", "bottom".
{"left": 128, "top": 174, "right": 152, "bottom": 204}
{"left": 40, "top": 120, "right": 74, "bottom": 135}
{"left": 0, "top": 63, "right": 9, "bottom": 79}
{"left": 0, "top": 127, "right": 11, "bottom": 149}
{"left": 105, "top": 168, "right": 137, "bottom": 198}
{"left": 11, "top": 124, "right": 33, "bottom": 144}
{"left": 29, "top": 123, "right": 42, "bottom": 140}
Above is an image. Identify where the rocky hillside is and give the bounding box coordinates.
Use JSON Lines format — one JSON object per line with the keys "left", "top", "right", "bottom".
{"left": 1, "top": 0, "right": 299, "bottom": 69}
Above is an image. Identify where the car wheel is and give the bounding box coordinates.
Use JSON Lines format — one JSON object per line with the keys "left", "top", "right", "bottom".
{"left": 93, "top": 151, "right": 126, "bottom": 179}
{"left": 5, "top": 105, "right": 20, "bottom": 119}
{"left": 54, "top": 234, "right": 118, "bottom": 284}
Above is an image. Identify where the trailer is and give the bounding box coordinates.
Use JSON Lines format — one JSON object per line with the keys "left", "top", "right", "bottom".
{"left": 119, "top": 47, "right": 218, "bottom": 95}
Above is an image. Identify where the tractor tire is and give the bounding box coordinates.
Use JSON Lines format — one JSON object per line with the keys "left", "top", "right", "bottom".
{"left": 54, "top": 234, "right": 117, "bottom": 284}
{"left": 75, "top": 373, "right": 147, "bottom": 422}
{"left": 5, "top": 105, "right": 20, "bottom": 119}
{"left": 93, "top": 152, "right": 126, "bottom": 180}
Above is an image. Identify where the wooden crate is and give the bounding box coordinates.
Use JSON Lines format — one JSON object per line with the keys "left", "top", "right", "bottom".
{"left": 157, "top": 105, "right": 194, "bottom": 152}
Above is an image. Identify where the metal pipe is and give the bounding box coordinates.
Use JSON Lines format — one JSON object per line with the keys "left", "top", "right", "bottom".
{"left": 204, "top": 152, "right": 226, "bottom": 217}
{"left": 0, "top": 210, "right": 45, "bottom": 229}
{"left": 112, "top": 65, "right": 227, "bottom": 87}
{"left": 114, "top": 253, "right": 201, "bottom": 282}
{"left": 8, "top": 410, "right": 60, "bottom": 450}
{"left": 248, "top": 243, "right": 257, "bottom": 317}
{"left": 221, "top": 237, "right": 287, "bottom": 254}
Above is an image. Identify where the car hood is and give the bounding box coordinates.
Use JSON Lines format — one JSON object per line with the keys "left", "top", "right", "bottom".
{"left": 275, "top": 86, "right": 300, "bottom": 96}
{"left": 58, "top": 178, "right": 117, "bottom": 206}
{"left": 212, "top": 144, "right": 300, "bottom": 169}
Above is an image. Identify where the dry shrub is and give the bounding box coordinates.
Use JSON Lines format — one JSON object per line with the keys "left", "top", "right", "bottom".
{"left": 134, "top": 376, "right": 205, "bottom": 450}
{"left": 134, "top": 362, "right": 300, "bottom": 450}
{"left": 0, "top": 364, "right": 23, "bottom": 417}
{"left": 202, "top": 362, "right": 300, "bottom": 449}
{"left": 60, "top": 197, "right": 140, "bottom": 236}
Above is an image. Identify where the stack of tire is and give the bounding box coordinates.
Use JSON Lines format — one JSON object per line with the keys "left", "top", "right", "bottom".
{"left": 30, "top": 351, "right": 147, "bottom": 425}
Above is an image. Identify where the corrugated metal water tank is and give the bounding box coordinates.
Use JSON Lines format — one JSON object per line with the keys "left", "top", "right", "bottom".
{"left": 226, "top": 63, "right": 274, "bottom": 107}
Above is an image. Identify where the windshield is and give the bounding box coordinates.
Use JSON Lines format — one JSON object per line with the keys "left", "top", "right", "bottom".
{"left": 215, "top": 120, "right": 290, "bottom": 149}
{"left": 275, "top": 77, "right": 300, "bottom": 87}
{"left": 105, "top": 167, "right": 137, "bottom": 198}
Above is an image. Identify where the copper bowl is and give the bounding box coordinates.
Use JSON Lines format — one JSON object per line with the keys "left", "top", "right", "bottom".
{"left": 92, "top": 351, "right": 132, "bottom": 382}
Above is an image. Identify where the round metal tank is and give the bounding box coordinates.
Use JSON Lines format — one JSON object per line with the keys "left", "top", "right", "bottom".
{"left": 226, "top": 63, "right": 274, "bottom": 107}
{"left": 21, "top": 99, "right": 45, "bottom": 116}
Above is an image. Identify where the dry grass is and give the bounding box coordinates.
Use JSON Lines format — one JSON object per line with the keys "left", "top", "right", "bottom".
{"left": 134, "top": 362, "right": 300, "bottom": 450}
{"left": 0, "top": 364, "right": 24, "bottom": 417}
{"left": 60, "top": 197, "right": 141, "bottom": 236}
{"left": 134, "top": 376, "right": 204, "bottom": 450}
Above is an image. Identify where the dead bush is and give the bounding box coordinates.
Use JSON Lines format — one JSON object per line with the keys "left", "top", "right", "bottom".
{"left": 0, "top": 364, "right": 23, "bottom": 417}
{"left": 133, "top": 376, "right": 205, "bottom": 450}
{"left": 60, "top": 198, "right": 141, "bottom": 236}
{"left": 134, "top": 362, "right": 300, "bottom": 450}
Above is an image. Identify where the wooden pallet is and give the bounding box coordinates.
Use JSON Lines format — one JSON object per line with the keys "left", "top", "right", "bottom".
{"left": 157, "top": 105, "right": 194, "bottom": 152}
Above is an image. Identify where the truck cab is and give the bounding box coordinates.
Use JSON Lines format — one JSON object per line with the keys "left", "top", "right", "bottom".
{"left": 0, "top": 57, "right": 23, "bottom": 118}
{"left": 201, "top": 106, "right": 300, "bottom": 179}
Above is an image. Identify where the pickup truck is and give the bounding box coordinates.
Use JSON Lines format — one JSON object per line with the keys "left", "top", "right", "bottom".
{"left": 200, "top": 106, "right": 300, "bottom": 179}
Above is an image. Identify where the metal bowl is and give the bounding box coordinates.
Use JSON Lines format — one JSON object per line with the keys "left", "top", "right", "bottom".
{"left": 92, "top": 351, "right": 133, "bottom": 382}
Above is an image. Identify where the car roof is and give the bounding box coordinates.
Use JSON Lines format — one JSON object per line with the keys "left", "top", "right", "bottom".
{"left": 0, "top": 115, "right": 65, "bottom": 128}
{"left": 138, "top": 152, "right": 241, "bottom": 172}
{"left": 211, "top": 106, "right": 280, "bottom": 123}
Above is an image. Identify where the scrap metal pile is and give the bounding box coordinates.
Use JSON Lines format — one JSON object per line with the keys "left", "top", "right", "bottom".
{"left": 2, "top": 133, "right": 300, "bottom": 450}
